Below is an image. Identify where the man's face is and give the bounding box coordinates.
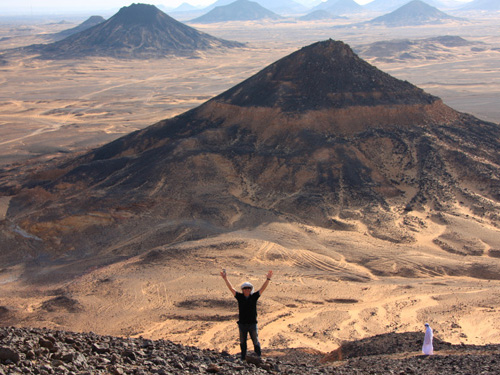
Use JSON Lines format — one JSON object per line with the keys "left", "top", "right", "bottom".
{"left": 242, "top": 287, "right": 252, "bottom": 296}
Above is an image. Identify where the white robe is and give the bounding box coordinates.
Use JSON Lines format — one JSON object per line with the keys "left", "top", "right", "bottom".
{"left": 422, "top": 325, "right": 434, "bottom": 355}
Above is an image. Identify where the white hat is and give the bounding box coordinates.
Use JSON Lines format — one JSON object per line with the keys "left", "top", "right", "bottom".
{"left": 241, "top": 282, "right": 254, "bottom": 290}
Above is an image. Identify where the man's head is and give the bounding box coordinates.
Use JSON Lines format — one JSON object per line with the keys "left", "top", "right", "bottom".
{"left": 241, "top": 282, "right": 254, "bottom": 296}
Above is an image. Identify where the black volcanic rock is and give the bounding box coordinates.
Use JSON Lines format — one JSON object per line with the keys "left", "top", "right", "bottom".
{"left": 215, "top": 39, "right": 437, "bottom": 112}
{"left": 4, "top": 40, "right": 500, "bottom": 271}
{"left": 52, "top": 16, "right": 106, "bottom": 40}
{"left": 191, "top": 0, "right": 282, "bottom": 23}
{"left": 27, "top": 3, "right": 243, "bottom": 59}
{"left": 2, "top": 327, "right": 500, "bottom": 375}
{"left": 366, "top": 0, "right": 460, "bottom": 26}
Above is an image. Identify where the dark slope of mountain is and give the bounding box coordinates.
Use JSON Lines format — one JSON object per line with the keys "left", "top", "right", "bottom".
{"left": 364, "top": 0, "right": 460, "bottom": 26}
{"left": 191, "top": 0, "right": 282, "bottom": 23}
{"left": 311, "top": 0, "right": 364, "bottom": 15}
{"left": 52, "top": 16, "right": 106, "bottom": 41}
{"left": 25, "top": 3, "right": 243, "bottom": 59}
{"left": 212, "top": 40, "right": 437, "bottom": 112}
{"left": 460, "top": 0, "right": 500, "bottom": 11}
{"left": 3, "top": 40, "right": 500, "bottom": 270}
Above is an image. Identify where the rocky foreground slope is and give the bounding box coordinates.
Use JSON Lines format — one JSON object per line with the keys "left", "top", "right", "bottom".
{"left": 1, "top": 327, "right": 500, "bottom": 375}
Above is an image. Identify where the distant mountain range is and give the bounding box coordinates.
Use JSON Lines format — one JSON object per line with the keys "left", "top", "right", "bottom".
{"left": 364, "top": 0, "right": 462, "bottom": 12}
{"left": 22, "top": 4, "right": 243, "bottom": 59}
{"left": 204, "top": 0, "right": 307, "bottom": 14}
{"left": 362, "top": 0, "right": 460, "bottom": 27}
{"left": 311, "top": 0, "right": 364, "bottom": 15}
{"left": 460, "top": 0, "right": 500, "bottom": 11}
{"left": 191, "top": 0, "right": 282, "bottom": 23}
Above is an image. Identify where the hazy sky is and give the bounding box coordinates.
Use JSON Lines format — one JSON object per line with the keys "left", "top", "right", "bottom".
{"left": 1, "top": 0, "right": 473, "bottom": 16}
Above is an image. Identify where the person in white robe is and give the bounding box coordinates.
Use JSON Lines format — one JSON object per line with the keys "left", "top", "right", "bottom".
{"left": 422, "top": 323, "right": 434, "bottom": 355}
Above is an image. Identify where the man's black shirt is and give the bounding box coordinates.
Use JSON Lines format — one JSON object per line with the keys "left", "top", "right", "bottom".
{"left": 235, "top": 291, "right": 260, "bottom": 324}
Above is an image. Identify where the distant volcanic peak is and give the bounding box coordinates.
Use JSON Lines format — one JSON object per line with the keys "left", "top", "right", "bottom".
{"left": 384, "top": 0, "right": 457, "bottom": 20}
{"left": 214, "top": 40, "right": 438, "bottom": 112}
{"left": 114, "top": 3, "right": 165, "bottom": 25}
{"left": 83, "top": 15, "right": 106, "bottom": 25}
{"left": 106, "top": 3, "right": 192, "bottom": 32}
{"left": 399, "top": 0, "right": 449, "bottom": 14}
{"left": 314, "top": 0, "right": 364, "bottom": 14}
{"left": 31, "top": 2, "right": 242, "bottom": 59}
{"left": 191, "top": 0, "right": 282, "bottom": 23}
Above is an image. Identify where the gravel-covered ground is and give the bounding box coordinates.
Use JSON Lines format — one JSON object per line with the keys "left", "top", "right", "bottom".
{"left": 1, "top": 327, "right": 500, "bottom": 374}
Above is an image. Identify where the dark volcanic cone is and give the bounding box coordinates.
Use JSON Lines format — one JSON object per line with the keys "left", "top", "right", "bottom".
{"left": 367, "top": 0, "right": 461, "bottom": 27}
{"left": 28, "top": 3, "right": 243, "bottom": 59}
{"left": 3, "top": 40, "right": 500, "bottom": 266}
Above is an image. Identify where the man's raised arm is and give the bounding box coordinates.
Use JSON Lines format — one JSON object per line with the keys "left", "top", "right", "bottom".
{"left": 258, "top": 270, "right": 273, "bottom": 295}
{"left": 221, "top": 269, "right": 236, "bottom": 296}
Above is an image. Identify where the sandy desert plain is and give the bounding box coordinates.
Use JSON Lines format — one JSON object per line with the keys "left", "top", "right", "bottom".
{"left": 1, "top": 11, "right": 500, "bottom": 356}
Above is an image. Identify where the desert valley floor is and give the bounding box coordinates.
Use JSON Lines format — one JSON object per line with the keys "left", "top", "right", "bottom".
{"left": 1, "top": 12, "right": 500, "bottom": 356}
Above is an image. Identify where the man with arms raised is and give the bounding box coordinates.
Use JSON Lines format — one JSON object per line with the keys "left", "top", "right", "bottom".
{"left": 221, "top": 269, "right": 273, "bottom": 360}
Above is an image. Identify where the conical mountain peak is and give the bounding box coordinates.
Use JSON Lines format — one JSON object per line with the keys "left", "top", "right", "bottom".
{"left": 215, "top": 40, "right": 437, "bottom": 112}
{"left": 114, "top": 3, "right": 161, "bottom": 23}
{"left": 27, "top": 3, "right": 242, "bottom": 59}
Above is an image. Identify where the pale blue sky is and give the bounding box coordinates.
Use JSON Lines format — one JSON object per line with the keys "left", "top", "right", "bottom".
{"left": 0, "top": 0, "right": 473, "bottom": 16}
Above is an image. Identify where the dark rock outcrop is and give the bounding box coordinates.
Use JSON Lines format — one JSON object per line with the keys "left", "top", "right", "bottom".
{"left": 1, "top": 327, "right": 500, "bottom": 375}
